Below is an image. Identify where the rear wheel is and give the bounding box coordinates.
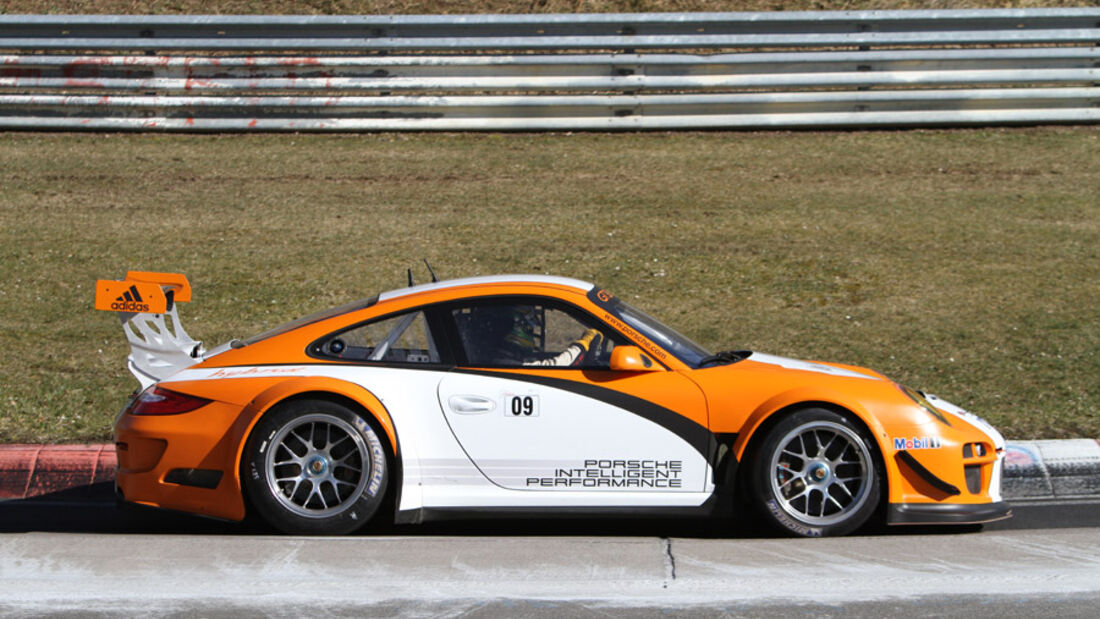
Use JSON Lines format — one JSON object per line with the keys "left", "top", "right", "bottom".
{"left": 243, "top": 399, "right": 389, "bottom": 535}
{"left": 749, "top": 408, "right": 881, "bottom": 537}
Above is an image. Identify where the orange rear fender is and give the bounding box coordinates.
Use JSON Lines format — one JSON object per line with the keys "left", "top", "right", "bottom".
{"left": 224, "top": 377, "right": 399, "bottom": 494}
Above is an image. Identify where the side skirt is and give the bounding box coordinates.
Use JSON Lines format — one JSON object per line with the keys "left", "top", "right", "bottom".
{"left": 396, "top": 493, "right": 727, "bottom": 525}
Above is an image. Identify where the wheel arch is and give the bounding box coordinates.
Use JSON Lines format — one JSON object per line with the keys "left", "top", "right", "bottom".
{"left": 732, "top": 388, "right": 889, "bottom": 465}
{"left": 735, "top": 400, "right": 881, "bottom": 469}
{"left": 229, "top": 377, "right": 400, "bottom": 501}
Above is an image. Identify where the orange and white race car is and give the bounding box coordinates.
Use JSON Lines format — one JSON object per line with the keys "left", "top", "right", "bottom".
{"left": 96, "top": 271, "right": 1009, "bottom": 537}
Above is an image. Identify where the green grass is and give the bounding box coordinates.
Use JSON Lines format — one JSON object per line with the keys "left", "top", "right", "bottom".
{"left": 0, "top": 128, "right": 1097, "bottom": 443}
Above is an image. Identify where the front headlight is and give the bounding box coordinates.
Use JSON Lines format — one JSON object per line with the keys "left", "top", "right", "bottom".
{"left": 923, "top": 393, "right": 1006, "bottom": 449}
{"left": 896, "top": 383, "right": 952, "bottom": 427}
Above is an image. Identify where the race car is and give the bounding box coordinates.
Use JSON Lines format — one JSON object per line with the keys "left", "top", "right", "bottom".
{"left": 95, "top": 270, "right": 1009, "bottom": 537}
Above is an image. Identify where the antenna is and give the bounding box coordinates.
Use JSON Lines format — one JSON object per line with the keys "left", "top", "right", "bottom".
{"left": 424, "top": 259, "right": 439, "bottom": 283}
{"left": 407, "top": 268, "right": 415, "bottom": 287}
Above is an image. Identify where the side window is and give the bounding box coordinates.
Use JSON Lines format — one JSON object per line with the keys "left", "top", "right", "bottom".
{"left": 317, "top": 310, "right": 440, "bottom": 364}
{"left": 450, "top": 300, "right": 622, "bottom": 368}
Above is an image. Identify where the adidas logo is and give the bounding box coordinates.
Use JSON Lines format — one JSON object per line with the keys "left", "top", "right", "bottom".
{"left": 110, "top": 285, "right": 150, "bottom": 312}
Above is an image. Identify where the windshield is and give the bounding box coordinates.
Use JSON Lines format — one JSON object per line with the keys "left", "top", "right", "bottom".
{"left": 587, "top": 288, "right": 711, "bottom": 367}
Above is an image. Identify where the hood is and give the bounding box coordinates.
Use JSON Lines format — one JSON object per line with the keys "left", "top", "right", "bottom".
{"left": 742, "top": 352, "right": 886, "bottom": 381}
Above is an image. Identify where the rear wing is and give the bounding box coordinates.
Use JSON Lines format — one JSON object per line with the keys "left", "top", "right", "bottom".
{"left": 95, "top": 271, "right": 204, "bottom": 389}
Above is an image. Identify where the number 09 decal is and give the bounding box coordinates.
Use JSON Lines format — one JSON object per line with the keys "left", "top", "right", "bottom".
{"left": 503, "top": 394, "right": 539, "bottom": 417}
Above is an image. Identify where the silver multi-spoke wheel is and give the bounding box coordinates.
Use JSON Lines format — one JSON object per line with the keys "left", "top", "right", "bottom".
{"left": 769, "top": 420, "right": 873, "bottom": 527}
{"left": 265, "top": 413, "right": 370, "bottom": 519}
{"left": 245, "top": 399, "right": 389, "bottom": 534}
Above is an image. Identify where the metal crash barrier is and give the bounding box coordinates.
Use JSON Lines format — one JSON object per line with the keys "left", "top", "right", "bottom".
{"left": 0, "top": 10, "right": 1097, "bottom": 131}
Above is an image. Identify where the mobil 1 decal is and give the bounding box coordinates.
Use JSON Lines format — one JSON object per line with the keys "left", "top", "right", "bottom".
{"left": 894, "top": 436, "right": 942, "bottom": 450}
{"left": 527, "top": 459, "right": 684, "bottom": 489}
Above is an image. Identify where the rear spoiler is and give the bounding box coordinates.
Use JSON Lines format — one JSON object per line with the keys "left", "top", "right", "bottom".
{"left": 95, "top": 271, "right": 204, "bottom": 389}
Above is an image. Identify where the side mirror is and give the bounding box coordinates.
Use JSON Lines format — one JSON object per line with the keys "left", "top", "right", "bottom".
{"left": 609, "top": 346, "right": 662, "bottom": 372}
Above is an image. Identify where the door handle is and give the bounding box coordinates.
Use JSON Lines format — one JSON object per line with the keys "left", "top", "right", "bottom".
{"left": 448, "top": 394, "right": 496, "bottom": 414}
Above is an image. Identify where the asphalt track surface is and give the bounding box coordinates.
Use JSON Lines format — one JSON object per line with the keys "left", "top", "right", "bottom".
{"left": 1, "top": 492, "right": 1098, "bottom": 617}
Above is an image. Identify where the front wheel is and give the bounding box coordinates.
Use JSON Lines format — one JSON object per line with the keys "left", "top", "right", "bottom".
{"left": 749, "top": 408, "right": 882, "bottom": 537}
{"left": 243, "top": 398, "right": 389, "bottom": 535}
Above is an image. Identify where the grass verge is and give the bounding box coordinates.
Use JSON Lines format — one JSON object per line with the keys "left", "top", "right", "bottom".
{"left": 0, "top": 127, "right": 1096, "bottom": 442}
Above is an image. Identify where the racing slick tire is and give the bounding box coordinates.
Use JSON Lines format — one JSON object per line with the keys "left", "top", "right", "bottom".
{"left": 243, "top": 398, "right": 390, "bottom": 535}
{"left": 749, "top": 408, "right": 882, "bottom": 537}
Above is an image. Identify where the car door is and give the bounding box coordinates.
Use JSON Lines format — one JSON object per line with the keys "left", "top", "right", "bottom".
{"left": 436, "top": 296, "right": 711, "bottom": 493}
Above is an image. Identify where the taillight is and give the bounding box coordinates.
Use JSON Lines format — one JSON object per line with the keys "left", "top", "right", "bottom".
{"left": 125, "top": 386, "right": 211, "bottom": 416}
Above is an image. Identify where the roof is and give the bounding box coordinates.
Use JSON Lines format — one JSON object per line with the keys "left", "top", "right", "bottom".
{"left": 377, "top": 274, "right": 595, "bottom": 303}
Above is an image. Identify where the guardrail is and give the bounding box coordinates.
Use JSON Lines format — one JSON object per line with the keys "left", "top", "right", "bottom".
{"left": 1, "top": 10, "right": 1097, "bottom": 131}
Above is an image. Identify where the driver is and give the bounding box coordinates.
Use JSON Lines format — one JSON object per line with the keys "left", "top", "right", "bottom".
{"left": 474, "top": 305, "right": 600, "bottom": 367}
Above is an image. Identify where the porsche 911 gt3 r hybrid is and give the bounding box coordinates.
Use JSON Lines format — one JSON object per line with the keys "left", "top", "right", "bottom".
{"left": 95, "top": 271, "right": 1010, "bottom": 537}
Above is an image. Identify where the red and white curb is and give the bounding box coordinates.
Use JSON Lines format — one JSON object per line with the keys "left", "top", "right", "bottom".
{"left": 1004, "top": 439, "right": 1100, "bottom": 499}
{"left": 0, "top": 444, "right": 116, "bottom": 500}
{"left": 1, "top": 440, "right": 1099, "bottom": 502}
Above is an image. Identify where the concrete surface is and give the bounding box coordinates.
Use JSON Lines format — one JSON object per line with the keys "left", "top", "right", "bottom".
{"left": 0, "top": 528, "right": 1098, "bottom": 616}
{"left": 1, "top": 480, "right": 1098, "bottom": 616}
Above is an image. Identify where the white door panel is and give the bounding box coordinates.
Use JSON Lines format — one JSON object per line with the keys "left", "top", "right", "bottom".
{"left": 438, "top": 373, "right": 708, "bottom": 492}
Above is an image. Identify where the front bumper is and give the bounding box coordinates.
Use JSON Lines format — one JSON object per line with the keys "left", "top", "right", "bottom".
{"left": 887, "top": 501, "right": 1012, "bottom": 525}
{"left": 883, "top": 392, "right": 1008, "bottom": 521}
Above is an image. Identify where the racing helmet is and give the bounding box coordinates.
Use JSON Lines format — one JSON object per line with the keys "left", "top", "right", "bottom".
{"left": 468, "top": 305, "right": 539, "bottom": 355}
{"left": 504, "top": 306, "right": 540, "bottom": 353}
